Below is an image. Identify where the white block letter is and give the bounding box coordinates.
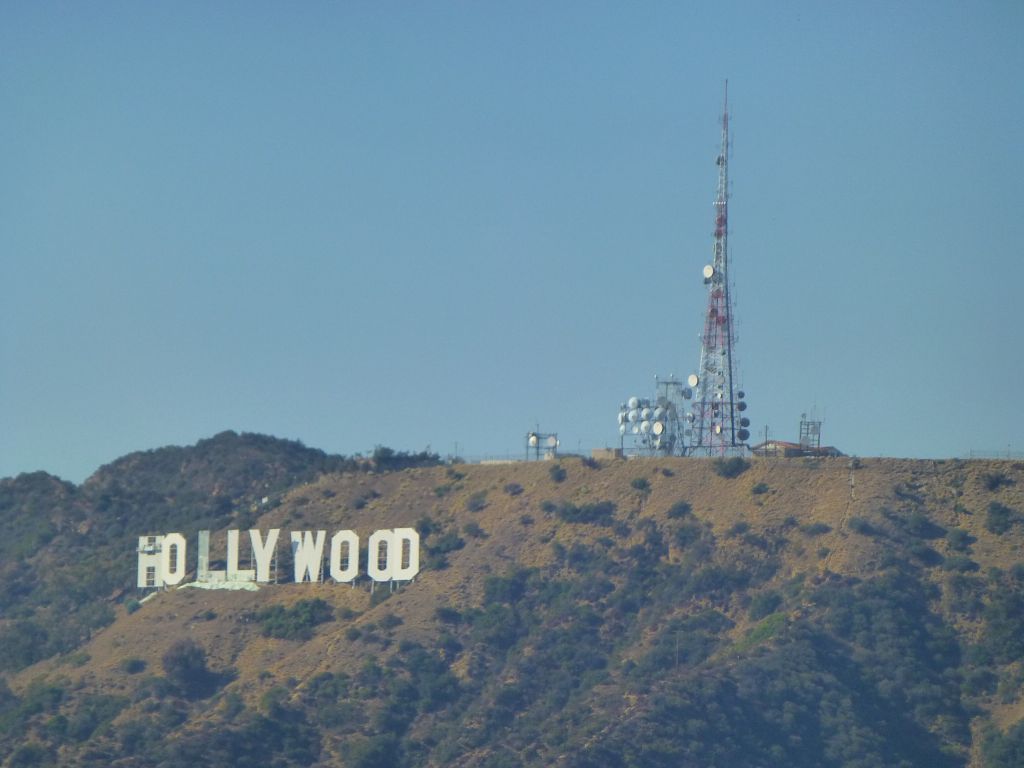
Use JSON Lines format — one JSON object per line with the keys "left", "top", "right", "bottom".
{"left": 137, "top": 535, "right": 164, "bottom": 588}
{"left": 227, "top": 529, "right": 255, "bottom": 582}
{"left": 329, "top": 530, "right": 359, "bottom": 583}
{"left": 367, "top": 529, "right": 392, "bottom": 582}
{"left": 161, "top": 533, "right": 187, "bottom": 586}
{"left": 250, "top": 529, "right": 280, "bottom": 583}
{"left": 291, "top": 530, "right": 326, "bottom": 582}
{"left": 390, "top": 528, "right": 420, "bottom": 581}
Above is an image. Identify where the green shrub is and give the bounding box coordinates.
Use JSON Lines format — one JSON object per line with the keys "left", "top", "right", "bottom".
{"left": 120, "top": 658, "right": 147, "bottom": 674}
{"left": 555, "top": 501, "right": 616, "bottom": 525}
{"left": 503, "top": 482, "right": 524, "bottom": 496}
{"left": 713, "top": 457, "right": 750, "bottom": 478}
{"left": 946, "top": 528, "right": 972, "bottom": 552}
{"left": 435, "top": 606, "right": 461, "bottom": 624}
{"left": 801, "top": 522, "right": 831, "bottom": 536}
{"left": 982, "top": 471, "right": 1013, "bottom": 492}
{"left": 667, "top": 501, "right": 692, "bottom": 519}
{"left": 727, "top": 521, "right": 750, "bottom": 537}
{"left": 749, "top": 590, "right": 782, "bottom": 620}
{"left": 848, "top": 517, "right": 876, "bottom": 536}
{"left": 631, "top": 478, "right": 651, "bottom": 493}
{"left": 466, "top": 491, "right": 488, "bottom": 513}
{"left": 161, "top": 639, "right": 212, "bottom": 695}
{"left": 462, "top": 521, "right": 487, "bottom": 539}
{"left": 943, "top": 555, "right": 979, "bottom": 573}
{"left": 986, "top": 502, "right": 1017, "bottom": 534}
{"left": 549, "top": 464, "right": 567, "bottom": 483}
{"left": 751, "top": 482, "right": 770, "bottom": 495}
{"left": 257, "top": 598, "right": 334, "bottom": 640}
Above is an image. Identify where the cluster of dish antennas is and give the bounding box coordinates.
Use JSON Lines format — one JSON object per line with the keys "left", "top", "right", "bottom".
{"left": 617, "top": 396, "right": 676, "bottom": 438}
{"left": 684, "top": 373, "right": 752, "bottom": 443}
{"left": 527, "top": 432, "right": 559, "bottom": 449}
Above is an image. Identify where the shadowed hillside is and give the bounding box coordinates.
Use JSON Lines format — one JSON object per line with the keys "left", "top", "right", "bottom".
{"left": 3, "top": 446, "right": 1024, "bottom": 767}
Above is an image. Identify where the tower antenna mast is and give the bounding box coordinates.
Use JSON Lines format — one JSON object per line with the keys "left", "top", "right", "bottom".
{"left": 686, "top": 81, "right": 751, "bottom": 455}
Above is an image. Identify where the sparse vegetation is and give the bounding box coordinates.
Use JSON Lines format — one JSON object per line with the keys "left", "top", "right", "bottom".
{"left": 548, "top": 464, "right": 567, "bottom": 483}
{"left": 3, "top": 444, "right": 1024, "bottom": 768}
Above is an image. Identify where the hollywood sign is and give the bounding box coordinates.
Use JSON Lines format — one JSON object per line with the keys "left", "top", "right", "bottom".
{"left": 137, "top": 528, "right": 419, "bottom": 588}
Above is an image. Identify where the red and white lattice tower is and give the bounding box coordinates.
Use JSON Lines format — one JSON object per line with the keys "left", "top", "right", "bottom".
{"left": 685, "top": 83, "right": 751, "bottom": 456}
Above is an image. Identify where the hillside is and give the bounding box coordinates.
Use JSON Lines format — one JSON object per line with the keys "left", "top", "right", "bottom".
{"left": 2, "top": 447, "right": 1024, "bottom": 767}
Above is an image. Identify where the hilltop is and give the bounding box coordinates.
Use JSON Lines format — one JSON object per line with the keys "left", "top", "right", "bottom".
{"left": 2, "top": 438, "right": 1024, "bottom": 767}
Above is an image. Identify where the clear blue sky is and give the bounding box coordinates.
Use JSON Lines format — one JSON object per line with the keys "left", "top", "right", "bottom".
{"left": 3, "top": 1, "right": 1023, "bottom": 483}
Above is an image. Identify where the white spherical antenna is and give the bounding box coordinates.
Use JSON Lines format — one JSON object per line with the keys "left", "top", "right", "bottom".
{"left": 653, "top": 407, "right": 664, "bottom": 420}
{"left": 628, "top": 409, "right": 639, "bottom": 423}
{"left": 631, "top": 425, "right": 640, "bottom": 435}
{"left": 640, "top": 407, "right": 652, "bottom": 421}
{"left": 652, "top": 421, "right": 665, "bottom": 436}
{"left": 619, "top": 424, "right": 627, "bottom": 435}
{"left": 546, "top": 435, "right": 557, "bottom": 447}
{"left": 528, "top": 434, "right": 539, "bottom": 447}
{"left": 628, "top": 396, "right": 640, "bottom": 410}
{"left": 687, "top": 374, "right": 699, "bottom": 388}
{"left": 640, "top": 420, "right": 651, "bottom": 434}
{"left": 703, "top": 265, "right": 714, "bottom": 280}
{"left": 617, "top": 412, "right": 626, "bottom": 425}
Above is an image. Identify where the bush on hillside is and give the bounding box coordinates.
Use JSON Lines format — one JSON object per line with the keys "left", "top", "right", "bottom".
{"left": 713, "top": 457, "right": 750, "bottom": 478}
{"left": 257, "top": 599, "right": 334, "bottom": 641}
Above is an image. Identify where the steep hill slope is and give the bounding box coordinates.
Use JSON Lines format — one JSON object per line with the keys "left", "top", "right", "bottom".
{"left": 3, "top": 452, "right": 1024, "bottom": 767}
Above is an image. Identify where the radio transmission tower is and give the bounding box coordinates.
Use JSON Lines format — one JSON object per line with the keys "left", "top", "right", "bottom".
{"left": 685, "top": 83, "right": 751, "bottom": 455}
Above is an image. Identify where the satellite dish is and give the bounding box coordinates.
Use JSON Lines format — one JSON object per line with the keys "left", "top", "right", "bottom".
{"left": 714, "top": 424, "right": 722, "bottom": 435}
{"left": 640, "top": 420, "right": 651, "bottom": 434}
{"left": 687, "top": 374, "right": 699, "bottom": 388}
{"left": 703, "top": 265, "right": 714, "bottom": 280}
{"left": 653, "top": 407, "right": 664, "bottom": 420}
{"left": 652, "top": 421, "right": 665, "bottom": 436}
{"left": 528, "top": 434, "right": 539, "bottom": 447}
{"left": 739, "top": 417, "right": 750, "bottom": 428}
{"left": 640, "top": 407, "right": 652, "bottom": 421}
{"left": 546, "top": 436, "right": 557, "bottom": 447}
{"left": 628, "top": 396, "right": 640, "bottom": 410}
{"left": 737, "top": 390, "right": 745, "bottom": 399}
{"left": 631, "top": 425, "right": 640, "bottom": 434}
{"left": 619, "top": 424, "right": 627, "bottom": 435}
{"left": 618, "top": 412, "right": 626, "bottom": 425}
{"left": 737, "top": 401, "right": 747, "bottom": 411}
{"left": 628, "top": 409, "right": 639, "bottom": 423}
{"left": 737, "top": 428, "right": 750, "bottom": 441}
{"left": 683, "top": 387, "right": 693, "bottom": 399}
